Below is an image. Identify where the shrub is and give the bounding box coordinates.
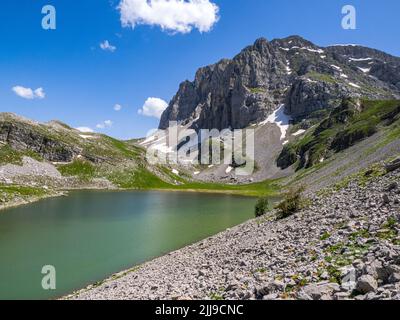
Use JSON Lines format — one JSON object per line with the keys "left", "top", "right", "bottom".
{"left": 255, "top": 196, "right": 270, "bottom": 217}
{"left": 275, "top": 186, "right": 306, "bottom": 219}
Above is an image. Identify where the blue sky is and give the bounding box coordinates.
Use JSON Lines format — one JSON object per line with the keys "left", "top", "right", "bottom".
{"left": 0, "top": 0, "right": 399, "bottom": 139}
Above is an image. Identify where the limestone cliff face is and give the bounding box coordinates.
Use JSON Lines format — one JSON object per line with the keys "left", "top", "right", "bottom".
{"left": 325, "top": 45, "right": 400, "bottom": 90}
{"left": 159, "top": 36, "right": 400, "bottom": 130}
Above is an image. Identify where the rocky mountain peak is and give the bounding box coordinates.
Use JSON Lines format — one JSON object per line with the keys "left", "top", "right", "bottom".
{"left": 272, "top": 35, "right": 316, "bottom": 48}
{"left": 159, "top": 36, "right": 400, "bottom": 130}
{"left": 252, "top": 37, "right": 269, "bottom": 50}
{"left": 0, "top": 112, "right": 40, "bottom": 126}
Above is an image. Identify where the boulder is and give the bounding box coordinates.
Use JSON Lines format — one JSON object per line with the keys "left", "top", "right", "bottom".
{"left": 300, "top": 282, "right": 340, "bottom": 300}
{"left": 356, "top": 275, "right": 378, "bottom": 294}
{"left": 255, "top": 280, "right": 285, "bottom": 297}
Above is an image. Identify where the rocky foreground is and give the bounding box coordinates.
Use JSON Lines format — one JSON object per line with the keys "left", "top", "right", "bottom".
{"left": 69, "top": 161, "right": 400, "bottom": 301}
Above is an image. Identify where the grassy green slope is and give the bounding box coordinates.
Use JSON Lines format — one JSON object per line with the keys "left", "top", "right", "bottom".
{"left": 7, "top": 99, "right": 400, "bottom": 200}
{"left": 58, "top": 159, "right": 280, "bottom": 197}
{"left": 277, "top": 99, "right": 400, "bottom": 171}
{"left": 1, "top": 116, "right": 274, "bottom": 196}
{"left": 0, "top": 144, "right": 43, "bottom": 165}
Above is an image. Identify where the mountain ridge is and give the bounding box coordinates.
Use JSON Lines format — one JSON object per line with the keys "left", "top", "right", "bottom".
{"left": 159, "top": 35, "right": 400, "bottom": 131}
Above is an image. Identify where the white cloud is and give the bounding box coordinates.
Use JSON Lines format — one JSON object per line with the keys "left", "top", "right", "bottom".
{"left": 12, "top": 86, "right": 46, "bottom": 100}
{"left": 76, "top": 127, "right": 94, "bottom": 133}
{"left": 96, "top": 120, "right": 113, "bottom": 129}
{"left": 100, "top": 40, "right": 117, "bottom": 52}
{"left": 138, "top": 97, "right": 168, "bottom": 119}
{"left": 114, "top": 104, "right": 122, "bottom": 111}
{"left": 118, "top": 0, "right": 219, "bottom": 34}
{"left": 34, "top": 88, "right": 46, "bottom": 99}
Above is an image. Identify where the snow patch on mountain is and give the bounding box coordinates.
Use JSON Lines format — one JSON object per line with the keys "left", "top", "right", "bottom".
{"left": 259, "top": 105, "right": 291, "bottom": 141}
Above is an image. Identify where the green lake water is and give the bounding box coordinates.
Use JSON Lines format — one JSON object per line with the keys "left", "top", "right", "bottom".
{"left": 0, "top": 191, "right": 257, "bottom": 300}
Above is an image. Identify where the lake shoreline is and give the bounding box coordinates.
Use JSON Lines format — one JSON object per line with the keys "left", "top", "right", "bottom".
{"left": 66, "top": 166, "right": 400, "bottom": 301}
{"left": 0, "top": 184, "right": 273, "bottom": 212}
{"left": 0, "top": 191, "right": 66, "bottom": 213}
{"left": 62, "top": 219, "right": 251, "bottom": 301}
{"left": 0, "top": 189, "right": 257, "bottom": 299}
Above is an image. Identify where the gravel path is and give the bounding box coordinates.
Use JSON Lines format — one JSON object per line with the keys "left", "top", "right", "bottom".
{"left": 68, "top": 161, "right": 400, "bottom": 300}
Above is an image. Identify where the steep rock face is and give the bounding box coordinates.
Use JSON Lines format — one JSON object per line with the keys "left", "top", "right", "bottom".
{"left": 0, "top": 113, "right": 147, "bottom": 165}
{"left": 285, "top": 78, "right": 343, "bottom": 117}
{"left": 160, "top": 38, "right": 291, "bottom": 130}
{"left": 0, "top": 116, "right": 80, "bottom": 162}
{"left": 159, "top": 36, "right": 400, "bottom": 130}
{"left": 326, "top": 45, "right": 400, "bottom": 90}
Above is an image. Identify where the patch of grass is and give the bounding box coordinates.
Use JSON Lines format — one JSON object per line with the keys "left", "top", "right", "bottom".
{"left": 110, "top": 266, "right": 141, "bottom": 281}
{"left": 357, "top": 164, "right": 386, "bottom": 187}
{"left": 361, "top": 100, "right": 400, "bottom": 122}
{"left": 103, "top": 136, "right": 142, "bottom": 159}
{"left": 307, "top": 71, "right": 336, "bottom": 84}
{"left": 297, "top": 278, "right": 308, "bottom": 287}
{"left": 82, "top": 135, "right": 143, "bottom": 161}
{"left": 248, "top": 87, "right": 265, "bottom": 94}
{"left": 168, "top": 178, "right": 281, "bottom": 197}
{"left": 0, "top": 145, "right": 42, "bottom": 165}
{"left": 277, "top": 99, "right": 400, "bottom": 171}
{"left": 0, "top": 145, "right": 22, "bottom": 165}
{"left": 209, "top": 292, "right": 224, "bottom": 300}
{"left": 285, "top": 275, "right": 308, "bottom": 294}
{"left": 276, "top": 144, "right": 298, "bottom": 169}
{"left": 0, "top": 184, "right": 49, "bottom": 205}
{"left": 327, "top": 265, "right": 342, "bottom": 284}
{"left": 320, "top": 232, "right": 331, "bottom": 241}
{"left": 107, "top": 166, "right": 171, "bottom": 189}
{"left": 381, "top": 122, "right": 400, "bottom": 144}
{"left": 331, "top": 121, "right": 377, "bottom": 152}
{"left": 0, "top": 184, "right": 47, "bottom": 197}
{"left": 377, "top": 217, "right": 399, "bottom": 243}
{"left": 255, "top": 267, "right": 267, "bottom": 274}
{"left": 366, "top": 119, "right": 400, "bottom": 156}
{"left": 157, "top": 165, "right": 187, "bottom": 184}
{"left": 326, "top": 242, "right": 345, "bottom": 254}
{"left": 324, "top": 239, "right": 373, "bottom": 284}
{"left": 349, "top": 229, "right": 371, "bottom": 241}
{"left": 58, "top": 159, "right": 96, "bottom": 182}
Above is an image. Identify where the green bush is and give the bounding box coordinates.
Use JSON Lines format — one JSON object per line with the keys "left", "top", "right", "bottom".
{"left": 275, "top": 186, "right": 306, "bottom": 219}
{"left": 255, "top": 196, "right": 270, "bottom": 217}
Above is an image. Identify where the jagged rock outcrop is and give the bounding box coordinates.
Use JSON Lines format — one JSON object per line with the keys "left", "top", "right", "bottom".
{"left": 0, "top": 113, "right": 80, "bottom": 162}
{"left": 326, "top": 45, "right": 400, "bottom": 90}
{"left": 159, "top": 36, "right": 400, "bottom": 130}
{"left": 0, "top": 113, "right": 114, "bottom": 164}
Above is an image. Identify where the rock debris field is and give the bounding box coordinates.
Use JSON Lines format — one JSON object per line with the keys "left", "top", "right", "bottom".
{"left": 68, "top": 164, "right": 400, "bottom": 300}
